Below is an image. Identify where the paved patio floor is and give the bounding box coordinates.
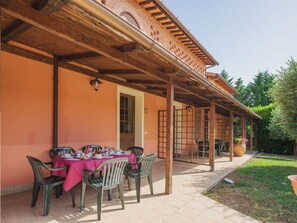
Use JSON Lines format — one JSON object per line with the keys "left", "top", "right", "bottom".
{"left": 1, "top": 154, "right": 260, "bottom": 223}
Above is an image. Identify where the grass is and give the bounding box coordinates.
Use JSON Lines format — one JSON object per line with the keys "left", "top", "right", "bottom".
{"left": 205, "top": 156, "right": 297, "bottom": 223}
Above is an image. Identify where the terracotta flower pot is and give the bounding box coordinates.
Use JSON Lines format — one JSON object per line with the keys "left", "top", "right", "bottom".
{"left": 233, "top": 144, "right": 245, "bottom": 157}
{"left": 288, "top": 175, "right": 297, "bottom": 196}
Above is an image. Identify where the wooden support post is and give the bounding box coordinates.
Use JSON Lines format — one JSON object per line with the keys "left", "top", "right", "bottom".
{"left": 250, "top": 119, "right": 254, "bottom": 154}
{"left": 209, "top": 102, "right": 215, "bottom": 171}
{"left": 229, "top": 111, "right": 234, "bottom": 161}
{"left": 165, "top": 78, "right": 174, "bottom": 194}
{"left": 242, "top": 117, "right": 247, "bottom": 139}
{"left": 53, "top": 55, "right": 59, "bottom": 148}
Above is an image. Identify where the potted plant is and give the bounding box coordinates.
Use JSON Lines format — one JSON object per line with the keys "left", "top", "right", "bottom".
{"left": 233, "top": 137, "right": 248, "bottom": 156}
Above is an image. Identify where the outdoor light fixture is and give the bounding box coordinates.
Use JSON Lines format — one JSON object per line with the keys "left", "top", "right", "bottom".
{"left": 90, "top": 77, "right": 102, "bottom": 91}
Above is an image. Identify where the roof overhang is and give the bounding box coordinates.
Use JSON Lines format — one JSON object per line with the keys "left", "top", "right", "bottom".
{"left": 0, "top": 0, "right": 261, "bottom": 120}
{"left": 206, "top": 72, "right": 238, "bottom": 95}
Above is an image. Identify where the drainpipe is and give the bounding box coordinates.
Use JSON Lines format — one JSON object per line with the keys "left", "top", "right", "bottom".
{"left": 204, "top": 64, "right": 216, "bottom": 77}
{"left": 53, "top": 55, "right": 59, "bottom": 148}
{"left": 70, "top": 0, "right": 260, "bottom": 120}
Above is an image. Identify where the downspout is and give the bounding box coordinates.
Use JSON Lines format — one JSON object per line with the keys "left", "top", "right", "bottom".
{"left": 53, "top": 55, "right": 59, "bottom": 148}
{"left": 70, "top": 0, "right": 260, "bottom": 120}
{"left": 204, "top": 64, "right": 216, "bottom": 77}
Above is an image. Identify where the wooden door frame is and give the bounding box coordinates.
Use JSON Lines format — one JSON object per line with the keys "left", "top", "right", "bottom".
{"left": 117, "top": 85, "right": 144, "bottom": 149}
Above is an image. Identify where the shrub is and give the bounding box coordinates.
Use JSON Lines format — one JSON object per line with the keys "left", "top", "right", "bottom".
{"left": 251, "top": 104, "right": 294, "bottom": 154}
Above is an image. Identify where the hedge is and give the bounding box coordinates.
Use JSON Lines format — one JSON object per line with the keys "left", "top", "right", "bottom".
{"left": 251, "top": 104, "right": 294, "bottom": 154}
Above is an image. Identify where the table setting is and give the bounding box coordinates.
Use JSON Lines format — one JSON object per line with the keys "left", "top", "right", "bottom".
{"left": 52, "top": 147, "right": 136, "bottom": 191}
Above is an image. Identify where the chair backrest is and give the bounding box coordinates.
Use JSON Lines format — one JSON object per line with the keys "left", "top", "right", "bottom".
{"left": 97, "top": 158, "right": 128, "bottom": 190}
{"left": 27, "top": 156, "right": 46, "bottom": 185}
{"left": 49, "top": 147, "right": 75, "bottom": 158}
{"left": 82, "top": 145, "right": 102, "bottom": 153}
{"left": 127, "top": 146, "right": 144, "bottom": 161}
{"left": 139, "top": 153, "right": 157, "bottom": 177}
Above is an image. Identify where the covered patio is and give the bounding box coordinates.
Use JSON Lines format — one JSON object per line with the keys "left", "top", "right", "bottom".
{"left": 1, "top": 0, "right": 261, "bottom": 220}
{"left": 1, "top": 155, "right": 260, "bottom": 223}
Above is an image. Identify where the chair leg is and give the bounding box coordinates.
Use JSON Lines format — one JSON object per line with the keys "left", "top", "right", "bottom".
{"left": 127, "top": 176, "right": 131, "bottom": 191}
{"left": 71, "top": 186, "right": 75, "bottom": 207}
{"left": 80, "top": 182, "right": 86, "bottom": 211}
{"left": 97, "top": 188, "right": 103, "bottom": 220}
{"left": 147, "top": 174, "right": 154, "bottom": 195}
{"left": 107, "top": 189, "right": 112, "bottom": 201}
{"left": 43, "top": 186, "right": 53, "bottom": 216}
{"left": 31, "top": 183, "right": 40, "bottom": 207}
{"left": 59, "top": 184, "right": 64, "bottom": 196}
{"left": 55, "top": 185, "right": 60, "bottom": 198}
{"left": 118, "top": 183, "right": 125, "bottom": 210}
{"left": 135, "top": 177, "right": 141, "bottom": 203}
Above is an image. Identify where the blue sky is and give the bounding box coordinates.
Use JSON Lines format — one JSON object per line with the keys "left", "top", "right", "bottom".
{"left": 163, "top": 0, "right": 297, "bottom": 84}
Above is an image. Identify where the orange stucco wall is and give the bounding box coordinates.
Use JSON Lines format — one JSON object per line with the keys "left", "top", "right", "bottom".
{"left": 1, "top": 51, "right": 166, "bottom": 189}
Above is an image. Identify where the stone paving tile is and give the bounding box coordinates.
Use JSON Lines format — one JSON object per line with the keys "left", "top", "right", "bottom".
{"left": 1, "top": 154, "right": 261, "bottom": 223}
{"left": 199, "top": 208, "right": 225, "bottom": 223}
{"left": 163, "top": 213, "right": 193, "bottom": 223}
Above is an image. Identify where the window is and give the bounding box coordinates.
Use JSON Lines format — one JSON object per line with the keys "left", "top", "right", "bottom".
{"left": 120, "top": 12, "right": 140, "bottom": 29}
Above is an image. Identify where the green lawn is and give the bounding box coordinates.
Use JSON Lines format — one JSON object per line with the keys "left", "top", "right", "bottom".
{"left": 205, "top": 156, "right": 297, "bottom": 223}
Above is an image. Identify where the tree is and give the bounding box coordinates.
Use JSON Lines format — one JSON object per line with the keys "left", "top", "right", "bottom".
{"left": 233, "top": 77, "right": 252, "bottom": 105}
{"left": 249, "top": 71, "right": 274, "bottom": 106}
{"left": 220, "top": 69, "right": 233, "bottom": 85}
{"left": 269, "top": 58, "right": 297, "bottom": 154}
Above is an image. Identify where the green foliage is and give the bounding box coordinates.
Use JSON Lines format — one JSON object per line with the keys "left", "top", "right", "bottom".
{"left": 234, "top": 77, "right": 252, "bottom": 105}
{"left": 270, "top": 58, "right": 297, "bottom": 141}
{"left": 248, "top": 70, "right": 274, "bottom": 107}
{"left": 220, "top": 69, "right": 233, "bottom": 85}
{"left": 251, "top": 104, "right": 294, "bottom": 154}
{"left": 232, "top": 71, "right": 274, "bottom": 107}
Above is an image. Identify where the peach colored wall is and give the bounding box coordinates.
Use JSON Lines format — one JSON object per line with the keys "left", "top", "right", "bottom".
{"left": 1, "top": 52, "right": 53, "bottom": 187}
{"left": 1, "top": 51, "right": 165, "bottom": 189}
{"left": 144, "top": 93, "right": 166, "bottom": 155}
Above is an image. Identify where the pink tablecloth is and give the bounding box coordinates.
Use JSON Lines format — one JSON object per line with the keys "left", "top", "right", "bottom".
{"left": 53, "top": 154, "right": 136, "bottom": 191}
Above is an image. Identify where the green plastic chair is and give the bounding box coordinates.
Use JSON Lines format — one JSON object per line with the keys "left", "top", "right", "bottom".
{"left": 82, "top": 145, "right": 103, "bottom": 153}
{"left": 27, "top": 156, "right": 75, "bottom": 216}
{"left": 49, "top": 147, "right": 76, "bottom": 158}
{"left": 127, "top": 146, "right": 144, "bottom": 162}
{"left": 126, "top": 153, "right": 157, "bottom": 203}
{"left": 80, "top": 158, "right": 128, "bottom": 220}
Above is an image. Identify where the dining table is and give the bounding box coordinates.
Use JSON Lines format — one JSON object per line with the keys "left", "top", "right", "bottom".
{"left": 52, "top": 153, "right": 136, "bottom": 191}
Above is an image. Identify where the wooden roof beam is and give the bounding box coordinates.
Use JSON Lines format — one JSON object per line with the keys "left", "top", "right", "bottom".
{"left": 99, "top": 69, "right": 143, "bottom": 75}
{"left": 127, "top": 79, "right": 165, "bottom": 84}
{"left": 174, "top": 34, "right": 185, "bottom": 37}
{"left": 139, "top": 0, "right": 152, "bottom": 6}
{"left": 170, "top": 30, "right": 181, "bottom": 34}
{"left": 151, "top": 12, "right": 163, "bottom": 16}
{"left": 145, "top": 6, "right": 158, "bottom": 11}
{"left": 161, "top": 21, "right": 173, "bottom": 26}
{"left": 156, "top": 17, "right": 168, "bottom": 21}
{"left": 115, "top": 43, "right": 142, "bottom": 53}
{"left": 60, "top": 52, "right": 103, "bottom": 61}
{"left": 1, "top": 0, "right": 67, "bottom": 43}
{"left": 166, "top": 26, "right": 177, "bottom": 30}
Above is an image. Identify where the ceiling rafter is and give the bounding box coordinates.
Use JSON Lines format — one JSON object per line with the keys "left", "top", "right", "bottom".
{"left": 127, "top": 79, "right": 165, "bottom": 84}
{"left": 1, "top": 0, "right": 67, "bottom": 43}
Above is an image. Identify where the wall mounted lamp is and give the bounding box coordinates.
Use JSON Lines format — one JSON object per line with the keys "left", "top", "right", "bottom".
{"left": 90, "top": 77, "right": 102, "bottom": 91}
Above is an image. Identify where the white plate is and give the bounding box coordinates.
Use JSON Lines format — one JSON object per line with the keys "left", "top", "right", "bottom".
{"left": 93, "top": 156, "right": 103, "bottom": 159}
{"left": 64, "top": 158, "right": 80, "bottom": 161}
{"left": 62, "top": 155, "right": 73, "bottom": 159}
{"left": 113, "top": 153, "right": 123, "bottom": 156}
{"left": 103, "top": 156, "right": 114, "bottom": 158}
